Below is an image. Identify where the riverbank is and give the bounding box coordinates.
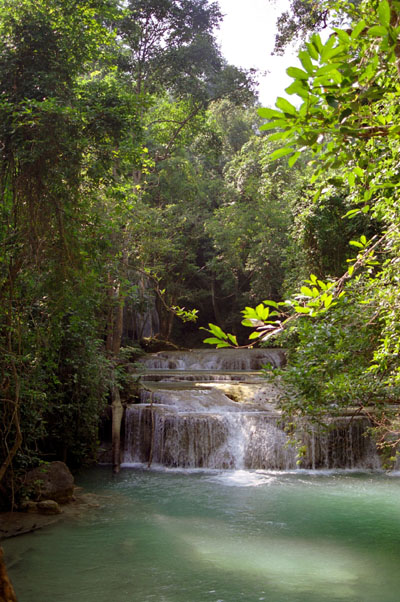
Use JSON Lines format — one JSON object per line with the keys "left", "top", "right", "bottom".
{"left": 0, "top": 489, "right": 101, "bottom": 541}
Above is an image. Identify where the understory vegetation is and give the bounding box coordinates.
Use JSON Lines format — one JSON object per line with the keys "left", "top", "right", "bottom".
{"left": 0, "top": 0, "right": 399, "bottom": 505}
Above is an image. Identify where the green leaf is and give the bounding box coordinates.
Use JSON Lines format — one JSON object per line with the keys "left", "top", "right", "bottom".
{"left": 367, "top": 25, "right": 388, "bottom": 37}
{"left": 333, "top": 28, "right": 350, "bottom": 44}
{"left": 300, "top": 286, "right": 313, "bottom": 297}
{"left": 316, "top": 64, "right": 341, "bottom": 76}
{"left": 258, "top": 107, "right": 283, "bottom": 120}
{"left": 349, "top": 240, "right": 364, "bottom": 248}
{"left": 294, "top": 306, "right": 311, "bottom": 314}
{"left": 275, "top": 97, "right": 297, "bottom": 115}
{"left": 256, "top": 303, "right": 269, "bottom": 320}
{"left": 285, "top": 81, "right": 310, "bottom": 99}
{"left": 227, "top": 333, "right": 238, "bottom": 346}
{"left": 259, "top": 120, "right": 287, "bottom": 131}
{"left": 286, "top": 66, "right": 310, "bottom": 80}
{"left": 320, "top": 35, "right": 336, "bottom": 62}
{"left": 288, "top": 152, "right": 301, "bottom": 167}
{"left": 241, "top": 318, "right": 255, "bottom": 327}
{"left": 378, "top": 0, "right": 391, "bottom": 27}
{"left": 268, "top": 131, "right": 290, "bottom": 141}
{"left": 343, "top": 208, "right": 361, "bottom": 219}
{"left": 242, "top": 306, "right": 258, "bottom": 319}
{"left": 270, "top": 147, "right": 295, "bottom": 161}
{"left": 311, "top": 33, "right": 323, "bottom": 53}
{"left": 306, "top": 41, "right": 319, "bottom": 60}
{"left": 203, "top": 337, "right": 225, "bottom": 345}
{"left": 207, "top": 323, "right": 228, "bottom": 340}
{"left": 324, "top": 295, "right": 333, "bottom": 308}
{"left": 323, "top": 45, "right": 346, "bottom": 62}
{"left": 298, "top": 50, "right": 314, "bottom": 74}
{"left": 262, "top": 300, "right": 283, "bottom": 310}
{"left": 351, "top": 20, "right": 366, "bottom": 39}
{"left": 248, "top": 331, "right": 262, "bottom": 340}
{"left": 216, "top": 341, "right": 231, "bottom": 348}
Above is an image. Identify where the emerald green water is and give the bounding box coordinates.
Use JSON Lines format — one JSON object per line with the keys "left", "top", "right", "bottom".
{"left": 5, "top": 467, "right": 400, "bottom": 602}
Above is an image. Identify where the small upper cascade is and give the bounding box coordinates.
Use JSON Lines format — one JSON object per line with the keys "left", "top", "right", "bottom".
{"left": 139, "top": 348, "right": 286, "bottom": 372}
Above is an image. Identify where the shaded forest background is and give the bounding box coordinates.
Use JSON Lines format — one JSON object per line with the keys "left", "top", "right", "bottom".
{"left": 1, "top": 0, "right": 399, "bottom": 506}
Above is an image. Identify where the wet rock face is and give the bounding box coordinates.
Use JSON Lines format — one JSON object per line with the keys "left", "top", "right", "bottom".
{"left": 24, "top": 461, "right": 74, "bottom": 504}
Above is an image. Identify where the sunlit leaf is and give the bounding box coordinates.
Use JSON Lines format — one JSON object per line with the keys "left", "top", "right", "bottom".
{"left": 227, "top": 333, "right": 238, "bottom": 346}
{"left": 351, "top": 20, "right": 366, "bottom": 39}
{"left": 286, "top": 66, "right": 310, "bottom": 80}
{"left": 288, "top": 152, "right": 301, "bottom": 167}
{"left": 248, "top": 331, "right": 262, "bottom": 340}
{"left": 294, "top": 306, "right": 311, "bottom": 314}
{"left": 378, "top": 0, "right": 391, "bottom": 27}
{"left": 276, "top": 97, "right": 298, "bottom": 115}
{"left": 258, "top": 107, "right": 284, "bottom": 119}
{"left": 270, "top": 147, "right": 294, "bottom": 161}
{"left": 367, "top": 25, "right": 388, "bottom": 36}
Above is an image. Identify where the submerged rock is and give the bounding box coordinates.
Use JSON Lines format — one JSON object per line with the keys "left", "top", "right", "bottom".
{"left": 0, "top": 491, "right": 102, "bottom": 540}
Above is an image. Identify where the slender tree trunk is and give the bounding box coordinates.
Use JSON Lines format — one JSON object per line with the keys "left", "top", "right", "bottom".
{"left": 211, "top": 276, "right": 223, "bottom": 325}
{"left": 111, "top": 283, "right": 124, "bottom": 474}
{"left": 111, "top": 378, "right": 123, "bottom": 474}
{"left": 106, "top": 248, "right": 128, "bottom": 474}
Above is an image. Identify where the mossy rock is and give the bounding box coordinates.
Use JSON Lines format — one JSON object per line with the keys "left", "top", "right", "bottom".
{"left": 23, "top": 461, "right": 74, "bottom": 504}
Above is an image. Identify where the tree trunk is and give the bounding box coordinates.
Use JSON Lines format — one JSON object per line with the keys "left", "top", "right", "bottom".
{"left": 106, "top": 248, "right": 128, "bottom": 475}
{"left": 111, "top": 378, "right": 123, "bottom": 474}
{"left": 0, "top": 548, "right": 18, "bottom": 602}
{"left": 211, "top": 276, "right": 223, "bottom": 325}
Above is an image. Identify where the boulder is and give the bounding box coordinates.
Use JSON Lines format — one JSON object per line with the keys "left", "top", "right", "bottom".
{"left": 19, "top": 500, "right": 38, "bottom": 513}
{"left": 37, "top": 500, "right": 62, "bottom": 515}
{"left": 24, "top": 461, "right": 74, "bottom": 504}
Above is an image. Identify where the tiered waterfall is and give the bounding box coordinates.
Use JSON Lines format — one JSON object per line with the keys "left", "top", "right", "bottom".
{"left": 123, "top": 349, "right": 380, "bottom": 470}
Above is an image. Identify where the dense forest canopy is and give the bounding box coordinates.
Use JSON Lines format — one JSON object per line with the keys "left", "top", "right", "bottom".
{"left": 208, "top": 0, "right": 400, "bottom": 464}
{"left": 0, "top": 0, "right": 399, "bottom": 505}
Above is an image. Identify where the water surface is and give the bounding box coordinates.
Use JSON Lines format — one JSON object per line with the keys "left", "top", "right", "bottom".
{"left": 5, "top": 467, "right": 400, "bottom": 602}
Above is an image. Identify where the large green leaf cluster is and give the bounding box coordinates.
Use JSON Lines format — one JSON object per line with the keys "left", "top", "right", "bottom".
{"left": 258, "top": 0, "right": 400, "bottom": 449}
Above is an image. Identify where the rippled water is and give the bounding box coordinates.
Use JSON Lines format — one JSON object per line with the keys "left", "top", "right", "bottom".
{"left": 5, "top": 467, "right": 400, "bottom": 602}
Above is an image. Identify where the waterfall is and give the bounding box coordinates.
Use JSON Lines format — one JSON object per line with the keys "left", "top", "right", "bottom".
{"left": 122, "top": 349, "right": 380, "bottom": 470}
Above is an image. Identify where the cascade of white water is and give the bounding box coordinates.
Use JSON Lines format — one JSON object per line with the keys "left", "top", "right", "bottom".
{"left": 140, "top": 348, "right": 286, "bottom": 371}
{"left": 123, "top": 349, "right": 380, "bottom": 470}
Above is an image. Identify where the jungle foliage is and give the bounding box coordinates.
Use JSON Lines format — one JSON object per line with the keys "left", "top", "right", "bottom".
{"left": 206, "top": 0, "right": 400, "bottom": 460}
{"left": 1, "top": 0, "right": 399, "bottom": 504}
{"left": 0, "top": 0, "right": 299, "bottom": 503}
